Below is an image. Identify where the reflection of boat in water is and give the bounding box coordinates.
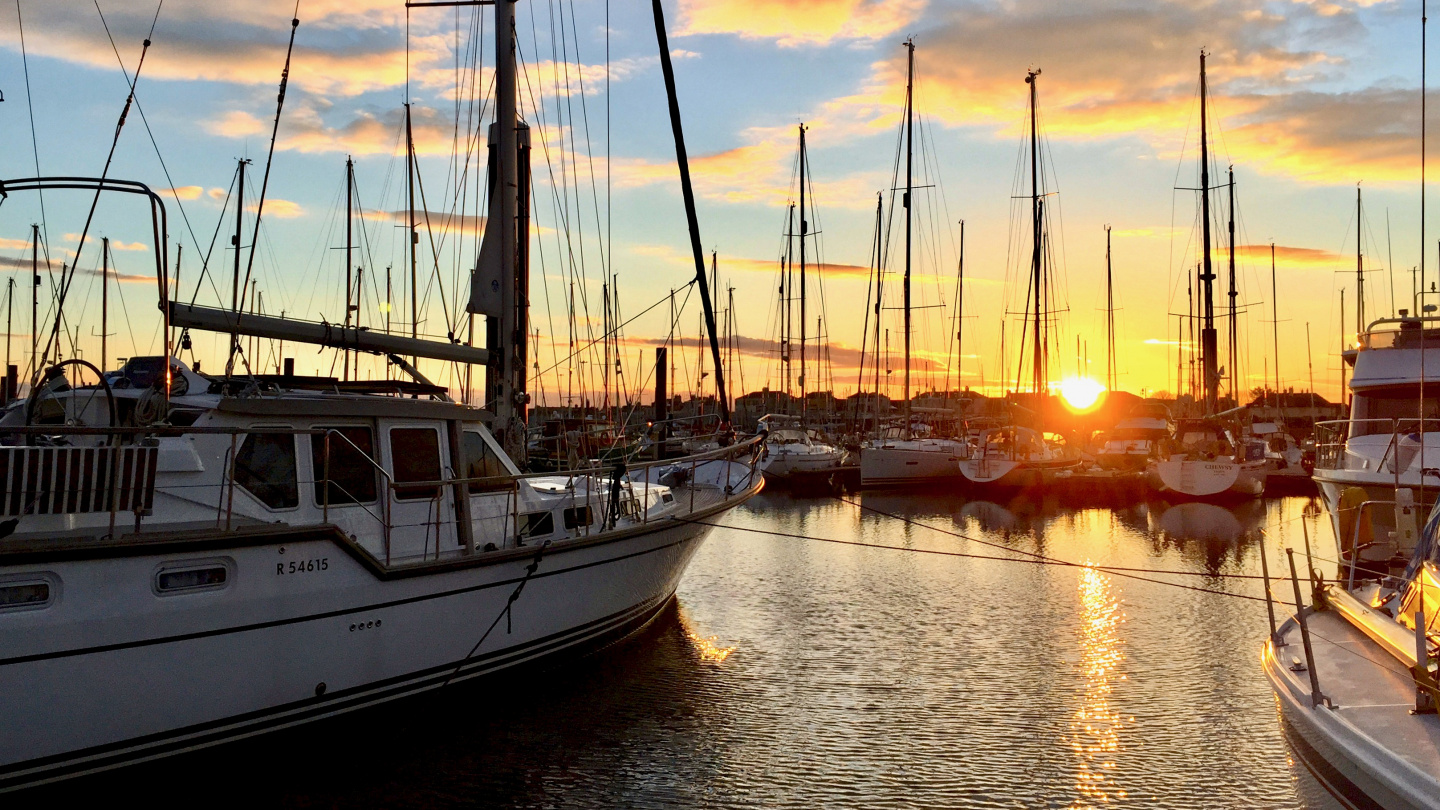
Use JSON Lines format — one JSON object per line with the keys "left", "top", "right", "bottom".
{"left": 956, "top": 500, "right": 1019, "bottom": 533}
{"left": 1151, "top": 500, "right": 1265, "bottom": 543}
{"left": 957, "top": 426, "right": 1079, "bottom": 489}
{"left": 1146, "top": 419, "right": 1268, "bottom": 501}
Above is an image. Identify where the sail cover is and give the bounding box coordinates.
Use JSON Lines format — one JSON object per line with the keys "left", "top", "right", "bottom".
{"left": 468, "top": 122, "right": 504, "bottom": 317}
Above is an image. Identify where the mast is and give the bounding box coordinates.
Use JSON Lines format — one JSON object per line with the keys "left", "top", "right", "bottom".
{"left": 30, "top": 224, "right": 38, "bottom": 379}
{"left": 651, "top": 0, "right": 729, "bottom": 424}
{"left": 798, "top": 124, "right": 808, "bottom": 421}
{"left": 228, "top": 158, "right": 248, "bottom": 375}
{"left": 903, "top": 39, "right": 915, "bottom": 436}
{"left": 958, "top": 219, "right": 966, "bottom": 394}
{"left": 1027, "top": 69, "right": 1044, "bottom": 399}
{"left": 784, "top": 203, "right": 794, "bottom": 401}
{"left": 1227, "top": 166, "right": 1238, "bottom": 407}
{"left": 1105, "top": 224, "right": 1115, "bottom": 392}
{"left": 345, "top": 156, "right": 354, "bottom": 382}
{"left": 1199, "top": 51, "right": 1219, "bottom": 415}
{"left": 406, "top": 104, "right": 418, "bottom": 365}
{"left": 1271, "top": 242, "right": 1279, "bottom": 408}
{"left": 101, "top": 237, "right": 109, "bottom": 372}
{"left": 5, "top": 276, "right": 12, "bottom": 393}
{"left": 1340, "top": 288, "right": 1347, "bottom": 407}
{"left": 496, "top": 0, "right": 527, "bottom": 458}
{"left": 1357, "top": 185, "right": 1365, "bottom": 335}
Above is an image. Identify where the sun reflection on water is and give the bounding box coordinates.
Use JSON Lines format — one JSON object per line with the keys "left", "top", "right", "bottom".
{"left": 1069, "top": 564, "right": 1129, "bottom": 806}
{"left": 686, "top": 630, "right": 736, "bottom": 663}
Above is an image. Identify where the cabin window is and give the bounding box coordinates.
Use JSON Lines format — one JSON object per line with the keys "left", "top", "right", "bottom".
{"left": 519, "top": 510, "right": 555, "bottom": 538}
{"left": 154, "top": 561, "right": 231, "bottom": 595}
{"left": 391, "top": 428, "right": 443, "bottom": 501}
{"left": 463, "top": 431, "right": 511, "bottom": 493}
{"left": 563, "top": 505, "right": 591, "bottom": 529}
{"left": 234, "top": 433, "right": 299, "bottom": 510}
{"left": 0, "top": 576, "right": 55, "bottom": 611}
{"left": 312, "top": 426, "right": 378, "bottom": 505}
{"left": 1351, "top": 393, "right": 1440, "bottom": 437}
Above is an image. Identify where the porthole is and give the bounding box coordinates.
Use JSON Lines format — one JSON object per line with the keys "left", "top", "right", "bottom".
{"left": 154, "top": 558, "right": 234, "bottom": 596}
{"left": 0, "top": 573, "right": 58, "bottom": 612}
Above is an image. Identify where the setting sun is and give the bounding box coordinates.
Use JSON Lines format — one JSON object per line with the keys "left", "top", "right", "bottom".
{"left": 1059, "top": 376, "right": 1107, "bottom": 412}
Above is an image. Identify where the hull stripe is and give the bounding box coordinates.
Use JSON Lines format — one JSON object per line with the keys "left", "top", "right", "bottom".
{"left": 0, "top": 524, "right": 703, "bottom": 668}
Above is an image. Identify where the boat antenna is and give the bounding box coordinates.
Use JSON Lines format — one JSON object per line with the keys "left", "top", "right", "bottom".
{"left": 652, "top": 0, "right": 729, "bottom": 424}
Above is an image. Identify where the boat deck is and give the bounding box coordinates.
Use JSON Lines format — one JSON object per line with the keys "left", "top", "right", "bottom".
{"left": 1273, "top": 606, "right": 1440, "bottom": 801}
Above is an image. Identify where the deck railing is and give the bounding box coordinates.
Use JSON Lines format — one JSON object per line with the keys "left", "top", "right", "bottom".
{"left": 0, "top": 424, "right": 762, "bottom": 565}
{"left": 1314, "top": 418, "right": 1440, "bottom": 471}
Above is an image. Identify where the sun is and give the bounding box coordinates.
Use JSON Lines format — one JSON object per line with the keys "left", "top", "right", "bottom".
{"left": 1059, "top": 376, "right": 1106, "bottom": 412}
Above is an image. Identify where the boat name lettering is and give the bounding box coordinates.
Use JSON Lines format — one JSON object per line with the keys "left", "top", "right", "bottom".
{"left": 277, "top": 558, "right": 329, "bottom": 576}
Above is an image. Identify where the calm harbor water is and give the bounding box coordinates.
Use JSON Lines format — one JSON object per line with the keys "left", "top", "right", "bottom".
{"left": 64, "top": 490, "right": 1340, "bottom": 807}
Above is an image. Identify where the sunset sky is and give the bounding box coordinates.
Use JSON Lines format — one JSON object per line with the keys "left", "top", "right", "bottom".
{"left": 0, "top": 0, "right": 1430, "bottom": 407}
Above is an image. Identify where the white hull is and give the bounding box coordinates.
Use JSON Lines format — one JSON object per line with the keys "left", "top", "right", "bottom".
{"left": 1264, "top": 618, "right": 1440, "bottom": 810}
{"left": 859, "top": 441, "right": 965, "bottom": 487}
{"left": 957, "top": 457, "right": 1073, "bottom": 488}
{"left": 759, "top": 448, "right": 844, "bottom": 480}
{"left": 0, "top": 513, "right": 725, "bottom": 790}
{"left": 1146, "top": 457, "right": 1266, "bottom": 499}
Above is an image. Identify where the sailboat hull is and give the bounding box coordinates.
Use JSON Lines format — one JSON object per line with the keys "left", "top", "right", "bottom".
{"left": 0, "top": 516, "right": 723, "bottom": 792}
{"left": 1146, "top": 457, "right": 1267, "bottom": 500}
{"left": 860, "top": 441, "right": 966, "bottom": 487}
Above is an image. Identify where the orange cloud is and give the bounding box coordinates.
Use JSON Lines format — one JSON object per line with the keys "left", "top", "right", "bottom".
{"left": 160, "top": 185, "right": 204, "bottom": 200}
{"left": 247, "top": 199, "right": 306, "bottom": 218}
{"left": 678, "top": 0, "right": 924, "bottom": 46}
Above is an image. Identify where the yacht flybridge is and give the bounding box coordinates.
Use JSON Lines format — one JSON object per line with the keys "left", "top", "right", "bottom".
{"left": 0, "top": 0, "right": 760, "bottom": 790}
{"left": 1313, "top": 314, "right": 1440, "bottom": 540}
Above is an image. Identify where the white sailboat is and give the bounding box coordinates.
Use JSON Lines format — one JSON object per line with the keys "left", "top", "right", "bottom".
{"left": 858, "top": 40, "right": 969, "bottom": 489}
{"left": 1143, "top": 52, "right": 1266, "bottom": 501}
{"left": 0, "top": 0, "right": 761, "bottom": 791}
{"left": 957, "top": 69, "right": 1079, "bottom": 490}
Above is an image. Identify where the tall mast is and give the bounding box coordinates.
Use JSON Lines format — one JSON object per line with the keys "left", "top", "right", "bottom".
{"left": 784, "top": 203, "right": 794, "bottom": 401}
{"left": 1357, "top": 185, "right": 1365, "bottom": 335}
{"left": 798, "top": 124, "right": 808, "bottom": 421}
{"left": 1105, "top": 224, "right": 1115, "bottom": 391}
{"left": 101, "top": 237, "right": 109, "bottom": 372}
{"left": 5, "top": 276, "right": 12, "bottom": 392}
{"left": 652, "top": 0, "right": 728, "bottom": 424}
{"left": 1341, "top": 288, "right": 1348, "bottom": 406}
{"left": 1271, "top": 243, "right": 1279, "bottom": 408}
{"left": 903, "top": 39, "right": 915, "bottom": 436}
{"left": 958, "top": 219, "right": 966, "bottom": 394}
{"left": 871, "top": 193, "right": 884, "bottom": 423}
{"left": 229, "top": 158, "right": 248, "bottom": 374}
{"left": 1227, "top": 165, "right": 1237, "bottom": 406}
{"left": 1198, "top": 52, "right": 1219, "bottom": 415}
{"left": 30, "top": 224, "right": 38, "bottom": 379}
{"left": 345, "top": 156, "right": 355, "bottom": 381}
{"left": 1027, "top": 69, "right": 1044, "bottom": 399}
{"left": 495, "top": 0, "right": 526, "bottom": 458}
{"left": 406, "top": 105, "right": 418, "bottom": 365}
